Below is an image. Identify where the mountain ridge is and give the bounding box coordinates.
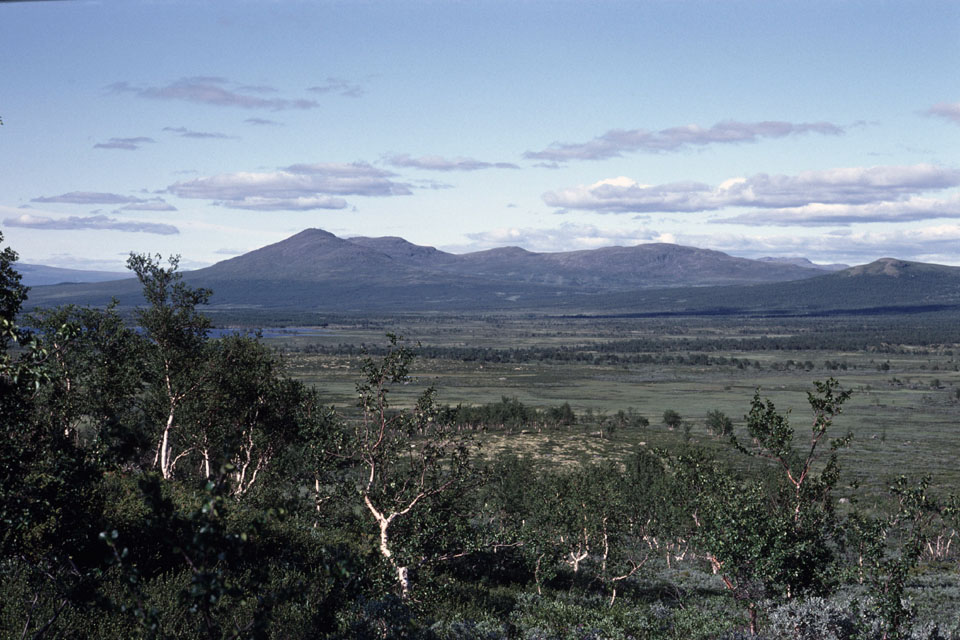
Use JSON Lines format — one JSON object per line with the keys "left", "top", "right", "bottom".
{"left": 17, "top": 264, "right": 129, "bottom": 287}
{"left": 758, "top": 256, "right": 849, "bottom": 271}
{"left": 20, "top": 228, "right": 960, "bottom": 315}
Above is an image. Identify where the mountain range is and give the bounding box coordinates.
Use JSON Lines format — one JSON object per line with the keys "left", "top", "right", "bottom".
{"left": 21, "top": 229, "right": 960, "bottom": 316}
{"left": 17, "top": 263, "right": 127, "bottom": 287}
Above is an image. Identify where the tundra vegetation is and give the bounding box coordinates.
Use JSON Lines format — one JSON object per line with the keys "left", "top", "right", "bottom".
{"left": 2, "top": 231, "right": 960, "bottom": 639}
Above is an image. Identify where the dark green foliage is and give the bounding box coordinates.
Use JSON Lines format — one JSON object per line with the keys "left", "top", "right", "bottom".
{"left": 127, "top": 253, "right": 212, "bottom": 352}
{"left": 662, "top": 409, "right": 683, "bottom": 430}
{"left": 345, "top": 335, "right": 481, "bottom": 598}
{"left": 548, "top": 402, "right": 577, "bottom": 427}
{"left": 614, "top": 407, "right": 648, "bottom": 430}
{"left": 124, "top": 254, "right": 308, "bottom": 492}
{"left": 0, "top": 232, "right": 28, "bottom": 332}
{"left": 677, "top": 380, "right": 853, "bottom": 633}
{"left": 128, "top": 253, "right": 214, "bottom": 480}
{"left": 94, "top": 470, "right": 368, "bottom": 639}
{"left": 706, "top": 409, "right": 734, "bottom": 437}
{"left": 28, "top": 303, "right": 148, "bottom": 465}
{"left": 184, "top": 334, "right": 310, "bottom": 497}
{"left": 844, "top": 477, "right": 958, "bottom": 640}
{"left": 439, "top": 397, "right": 578, "bottom": 431}
{"left": 0, "top": 233, "right": 113, "bottom": 639}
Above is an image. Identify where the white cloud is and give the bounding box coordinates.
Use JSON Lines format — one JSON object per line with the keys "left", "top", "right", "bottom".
{"left": 117, "top": 200, "right": 179, "bottom": 212}
{"left": 716, "top": 194, "right": 960, "bottom": 226}
{"left": 109, "top": 77, "right": 318, "bottom": 111}
{"left": 385, "top": 153, "right": 520, "bottom": 172}
{"left": 167, "top": 162, "right": 410, "bottom": 210}
{"left": 163, "top": 126, "right": 236, "bottom": 140}
{"left": 3, "top": 213, "right": 178, "bottom": 235}
{"left": 30, "top": 192, "right": 177, "bottom": 212}
{"left": 307, "top": 77, "right": 365, "bottom": 98}
{"left": 718, "top": 177, "right": 748, "bottom": 191}
{"left": 460, "top": 223, "right": 660, "bottom": 252}
{"left": 544, "top": 164, "right": 960, "bottom": 218}
{"left": 667, "top": 225, "right": 960, "bottom": 265}
{"left": 93, "top": 137, "right": 156, "bottom": 151}
{"left": 33, "top": 191, "right": 149, "bottom": 205}
{"left": 593, "top": 176, "right": 644, "bottom": 189}
{"left": 244, "top": 118, "right": 282, "bottom": 126}
{"left": 409, "top": 179, "right": 455, "bottom": 190}
{"left": 223, "top": 196, "right": 348, "bottom": 211}
{"left": 526, "top": 119, "right": 844, "bottom": 161}
{"left": 926, "top": 102, "right": 960, "bottom": 125}
{"left": 656, "top": 232, "right": 677, "bottom": 244}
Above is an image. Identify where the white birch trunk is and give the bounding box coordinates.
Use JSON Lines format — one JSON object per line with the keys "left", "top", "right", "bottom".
{"left": 159, "top": 409, "right": 174, "bottom": 479}
{"left": 365, "top": 495, "right": 411, "bottom": 598}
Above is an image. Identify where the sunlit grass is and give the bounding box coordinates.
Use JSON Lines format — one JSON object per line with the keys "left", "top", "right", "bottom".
{"left": 267, "top": 314, "right": 960, "bottom": 496}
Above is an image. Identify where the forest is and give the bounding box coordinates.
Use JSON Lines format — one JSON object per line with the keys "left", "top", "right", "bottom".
{"left": 3, "top": 233, "right": 960, "bottom": 640}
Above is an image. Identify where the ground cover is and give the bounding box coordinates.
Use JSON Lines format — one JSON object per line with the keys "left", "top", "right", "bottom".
{"left": 269, "top": 312, "right": 960, "bottom": 498}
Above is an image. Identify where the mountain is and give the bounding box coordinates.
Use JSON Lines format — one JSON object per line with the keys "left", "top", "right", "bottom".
{"left": 343, "top": 236, "right": 832, "bottom": 288}
{"left": 17, "top": 264, "right": 128, "bottom": 287}
{"left": 342, "top": 236, "right": 824, "bottom": 289}
{"left": 20, "top": 229, "right": 960, "bottom": 315}
{"left": 345, "top": 235, "right": 459, "bottom": 268}
{"left": 590, "top": 258, "right": 960, "bottom": 316}
{"left": 530, "top": 244, "right": 825, "bottom": 288}
{"left": 757, "top": 256, "right": 849, "bottom": 271}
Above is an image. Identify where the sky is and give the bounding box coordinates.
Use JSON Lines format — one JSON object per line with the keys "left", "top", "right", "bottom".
{"left": 1, "top": 0, "right": 959, "bottom": 272}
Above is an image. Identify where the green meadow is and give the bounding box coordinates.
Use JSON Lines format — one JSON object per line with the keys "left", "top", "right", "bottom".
{"left": 271, "top": 312, "right": 960, "bottom": 496}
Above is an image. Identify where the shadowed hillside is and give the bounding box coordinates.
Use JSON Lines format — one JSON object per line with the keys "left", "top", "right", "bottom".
{"left": 22, "top": 230, "right": 960, "bottom": 315}
{"left": 17, "top": 264, "right": 128, "bottom": 287}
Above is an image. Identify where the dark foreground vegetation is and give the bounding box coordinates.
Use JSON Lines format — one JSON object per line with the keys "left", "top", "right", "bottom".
{"left": 3, "top": 233, "right": 960, "bottom": 639}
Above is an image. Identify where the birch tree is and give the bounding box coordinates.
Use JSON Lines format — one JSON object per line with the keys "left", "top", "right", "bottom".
{"left": 525, "top": 463, "right": 651, "bottom": 604}
{"left": 28, "top": 304, "right": 146, "bottom": 461}
{"left": 187, "top": 334, "right": 306, "bottom": 497}
{"left": 127, "top": 253, "right": 211, "bottom": 480}
{"left": 350, "top": 335, "right": 475, "bottom": 598}
{"left": 680, "top": 379, "right": 853, "bottom": 635}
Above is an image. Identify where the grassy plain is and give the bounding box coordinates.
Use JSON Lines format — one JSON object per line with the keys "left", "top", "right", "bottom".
{"left": 262, "top": 311, "right": 960, "bottom": 500}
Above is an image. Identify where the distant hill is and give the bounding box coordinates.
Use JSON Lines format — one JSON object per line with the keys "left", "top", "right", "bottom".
{"left": 342, "top": 234, "right": 825, "bottom": 289}
{"left": 21, "top": 229, "right": 960, "bottom": 316}
{"left": 757, "top": 256, "right": 849, "bottom": 271}
{"left": 588, "top": 258, "right": 960, "bottom": 316}
{"left": 17, "top": 264, "right": 128, "bottom": 287}
{"left": 423, "top": 244, "right": 827, "bottom": 289}
{"left": 346, "top": 235, "right": 459, "bottom": 267}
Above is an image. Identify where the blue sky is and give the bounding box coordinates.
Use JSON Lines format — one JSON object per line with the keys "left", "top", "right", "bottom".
{"left": 2, "top": 0, "right": 959, "bottom": 271}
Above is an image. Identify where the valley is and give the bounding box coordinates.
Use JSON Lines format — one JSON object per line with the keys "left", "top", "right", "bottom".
{"left": 6, "top": 232, "right": 960, "bottom": 638}
{"left": 268, "top": 311, "right": 960, "bottom": 496}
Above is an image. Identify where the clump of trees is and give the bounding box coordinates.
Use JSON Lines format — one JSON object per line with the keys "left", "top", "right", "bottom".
{"left": 438, "top": 397, "right": 578, "bottom": 431}
{"left": 2, "top": 232, "right": 959, "bottom": 639}
{"left": 662, "top": 409, "right": 683, "bottom": 430}
{"left": 706, "top": 409, "right": 733, "bottom": 437}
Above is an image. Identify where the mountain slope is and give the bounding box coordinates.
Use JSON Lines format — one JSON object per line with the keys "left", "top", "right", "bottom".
{"left": 534, "top": 244, "right": 823, "bottom": 287}
{"left": 200, "top": 229, "right": 404, "bottom": 281}
{"left": 18, "top": 264, "right": 128, "bottom": 287}
{"left": 346, "top": 235, "right": 459, "bottom": 267}
{"left": 757, "top": 257, "right": 849, "bottom": 271}
{"left": 22, "top": 230, "right": 960, "bottom": 315}
{"left": 345, "top": 235, "right": 823, "bottom": 289}
{"left": 589, "top": 258, "right": 960, "bottom": 316}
